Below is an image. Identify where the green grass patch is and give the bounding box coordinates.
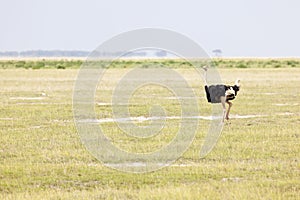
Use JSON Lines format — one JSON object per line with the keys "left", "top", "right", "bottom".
{"left": 1, "top": 58, "right": 300, "bottom": 69}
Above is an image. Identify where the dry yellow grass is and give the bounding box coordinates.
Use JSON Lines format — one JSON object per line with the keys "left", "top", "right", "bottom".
{"left": 0, "top": 66, "right": 299, "bottom": 199}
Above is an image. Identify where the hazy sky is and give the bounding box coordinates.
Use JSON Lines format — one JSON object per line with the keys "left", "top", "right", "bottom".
{"left": 1, "top": 0, "right": 299, "bottom": 57}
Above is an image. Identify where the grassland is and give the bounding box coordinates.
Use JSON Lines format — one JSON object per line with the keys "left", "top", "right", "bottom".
{"left": 0, "top": 59, "right": 299, "bottom": 199}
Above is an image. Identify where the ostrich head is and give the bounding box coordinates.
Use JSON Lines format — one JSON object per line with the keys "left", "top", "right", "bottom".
{"left": 235, "top": 79, "right": 241, "bottom": 87}
{"left": 232, "top": 79, "right": 241, "bottom": 95}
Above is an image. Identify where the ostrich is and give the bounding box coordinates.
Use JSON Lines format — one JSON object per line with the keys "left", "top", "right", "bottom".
{"left": 202, "top": 66, "right": 240, "bottom": 121}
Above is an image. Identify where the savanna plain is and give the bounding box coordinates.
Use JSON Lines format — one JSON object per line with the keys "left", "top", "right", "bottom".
{"left": 0, "top": 59, "right": 299, "bottom": 199}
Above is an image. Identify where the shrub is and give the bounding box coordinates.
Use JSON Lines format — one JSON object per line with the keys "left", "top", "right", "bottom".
{"left": 274, "top": 64, "right": 281, "bottom": 68}
{"left": 56, "top": 64, "right": 65, "bottom": 69}
{"left": 32, "top": 61, "right": 45, "bottom": 69}
{"left": 24, "top": 64, "right": 31, "bottom": 69}
{"left": 236, "top": 63, "right": 247, "bottom": 68}
{"left": 15, "top": 61, "right": 26, "bottom": 68}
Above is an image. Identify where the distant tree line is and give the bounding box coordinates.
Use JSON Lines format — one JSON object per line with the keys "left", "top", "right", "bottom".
{"left": 0, "top": 50, "right": 168, "bottom": 58}
{"left": 0, "top": 50, "right": 90, "bottom": 57}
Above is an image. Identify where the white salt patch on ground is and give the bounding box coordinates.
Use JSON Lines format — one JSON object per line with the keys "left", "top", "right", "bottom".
{"left": 29, "top": 126, "right": 41, "bottom": 129}
{"left": 10, "top": 97, "right": 45, "bottom": 100}
{"left": 100, "top": 162, "right": 201, "bottom": 168}
{"left": 15, "top": 102, "right": 66, "bottom": 105}
{"left": 80, "top": 114, "right": 265, "bottom": 124}
{"left": 0, "top": 118, "right": 13, "bottom": 120}
{"left": 106, "top": 162, "right": 175, "bottom": 168}
{"left": 80, "top": 116, "right": 211, "bottom": 123}
{"left": 230, "top": 114, "right": 267, "bottom": 119}
{"left": 273, "top": 103, "right": 299, "bottom": 106}
{"left": 263, "top": 93, "right": 278, "bottom": 95}
{"left": 97, "top": 102, "right": 112, "bottom": 106}
{"left": 277, "top": 112, "right": 295, "bottom": 116}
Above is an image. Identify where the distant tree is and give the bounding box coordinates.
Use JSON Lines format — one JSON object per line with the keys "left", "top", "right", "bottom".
{"left": 212, "top": 49, "right": 222, "bottom": 57}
